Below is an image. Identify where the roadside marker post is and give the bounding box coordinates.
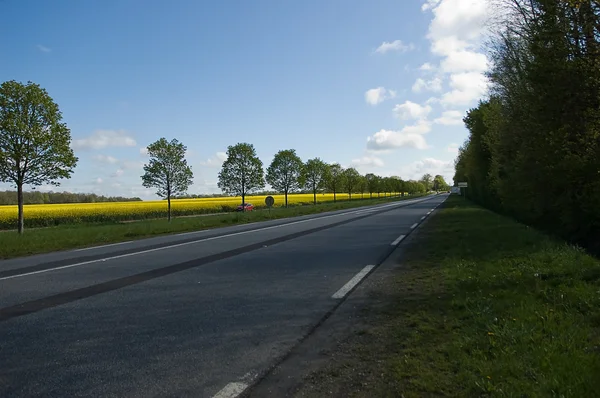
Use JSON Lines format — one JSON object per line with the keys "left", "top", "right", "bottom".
{"left": 265, "top": 195, "right": 275, "bottom": 218}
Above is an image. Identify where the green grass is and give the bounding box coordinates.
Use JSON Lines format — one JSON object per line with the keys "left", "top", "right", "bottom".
{"left": 0, "top": 194, "right": 425, "bottom": 260}
{"left": 294, "top": 195, "right": 600, "bottom": 397}
{"left": 382, "top": 196, "right": 600, "bottom": 397}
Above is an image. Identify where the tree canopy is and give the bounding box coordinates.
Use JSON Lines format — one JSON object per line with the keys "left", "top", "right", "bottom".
{"left": 266, "top": 149, "right": 303, "bottom": 207}
{"left": 218, "top": 143, "right": 265, "bottom": 210}
{"left": 0, "top": 80, "right": 78, "bottom": 233}
{"left": 300, "top": 157, "right": 330, "bottom": 205}
{"left": 141, "top": 138, "right": 193, "bottom": 221}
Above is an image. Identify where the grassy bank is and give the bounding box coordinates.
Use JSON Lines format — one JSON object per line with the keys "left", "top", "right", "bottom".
{"left": 298, "top": 195, "right": 600, "bottom": 397}
{"left": 0, "top": 194, "right": 424, "bottom": 260}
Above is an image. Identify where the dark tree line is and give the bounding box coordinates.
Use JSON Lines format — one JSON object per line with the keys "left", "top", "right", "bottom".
{"left": 0, "top": 190, "right": 142, "bottom": 205}
{"left": 454, "top": 0, "right": 600, "bottom": 253}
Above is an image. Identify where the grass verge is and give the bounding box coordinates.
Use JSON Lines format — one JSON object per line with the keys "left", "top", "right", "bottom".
{"left": 0, "top": 194, "right": 425, "bottom": 260}
{"left": 296, "top": 195, "right": 600, "bottom": 397}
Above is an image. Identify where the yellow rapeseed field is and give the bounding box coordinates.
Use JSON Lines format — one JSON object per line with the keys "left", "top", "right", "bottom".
{"left": 0, "top": 192, "right": 379, "bottom": 229}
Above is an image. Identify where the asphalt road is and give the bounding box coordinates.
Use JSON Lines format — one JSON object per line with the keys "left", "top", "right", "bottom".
{"left": 0, "top": 194, "right": 448, "bottom": 398}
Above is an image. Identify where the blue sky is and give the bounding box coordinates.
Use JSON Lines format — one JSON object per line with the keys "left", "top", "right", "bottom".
{"left": 0, "top": 0, "right": 490, "bottom": 199}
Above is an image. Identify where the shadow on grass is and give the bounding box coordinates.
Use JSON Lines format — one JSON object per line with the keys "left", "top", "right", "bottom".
{"left": 295, "top": 196, "right": 600, "bottom": 398}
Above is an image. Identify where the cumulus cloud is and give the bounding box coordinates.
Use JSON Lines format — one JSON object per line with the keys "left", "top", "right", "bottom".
{"left": 401, "top": 157, "right": 454, "bottom": 182}
{"left": 434, "top": 110, "right": 464, "bottom": 125}
{"left": 393, "top": 101, "right": 432, "bottom": 120}
{"left": 72, "top": 130, "right": 137, "bottom": 150}
{"left": 92, "top": 154, "right": 119, "bottom": 164}
{"left": 351, "top": 156, "right": 384, "bottom": 168}
{"left": 412, "top": 77, "right": 443, "bottom": 93}
{"left": 365, "top": 87, "right": 397, "bottom": 106}
{"left": 420, "top": 62, "right": 435, "bottom": 71}
{"left": 440, "top": 72, "right": 488, "bottom": 106}
{"left": 375, "top": 40, "right": 414, "bottom": 54}
{"left": 440, "top": 50, "right": 488, "bottom": 73}
{"left": 200, "top": 152, "right": 227, "bottom": 167}
{"left": 366, "top": 128, "right": 429, "bottom": 152}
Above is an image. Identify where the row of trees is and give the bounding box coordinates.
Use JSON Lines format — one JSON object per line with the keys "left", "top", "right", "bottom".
{"left": 0, "top": 191, "right": 141, "bottom": 205}
{"left": 453, "top": 0, "right": 600, "bottom": 253}
{"left": 140, "top": 140, "right": 442, "bottom": 219}
{"left": 0, "top": 80, "right": 448, "bottom": 231}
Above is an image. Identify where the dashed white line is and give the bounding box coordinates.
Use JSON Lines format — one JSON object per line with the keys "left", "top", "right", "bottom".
{"left": 410, "top": 223, "right": 418, "bottom": 229}
{"left": 421, "top": 216, "right": 426, "bottom": 220}
{"left": 332, "top": 265, "right": 375, "bottom": 299}
{"left": 391, "top": 234, "right": 406, "bottom": 246}
{"left": 212, "top": 382, "right": 248, "bottom": 398}
{"left": 1, "top": 198, "right": 433, "bottom": 281}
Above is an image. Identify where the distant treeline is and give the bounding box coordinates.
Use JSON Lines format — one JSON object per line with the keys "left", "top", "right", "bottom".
{"left": 0, "top": 190, "right": 142, "bottom": 205}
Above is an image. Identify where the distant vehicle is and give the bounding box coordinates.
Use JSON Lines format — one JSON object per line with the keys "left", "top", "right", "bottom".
{"left": 236, "top": 203, "right": 254, "bottom": 212}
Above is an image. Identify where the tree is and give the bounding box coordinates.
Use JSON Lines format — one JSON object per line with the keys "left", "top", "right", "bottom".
{"left": 390, "top": 176, "right": 403, "bottom": 196}
{"left": 342, "top": 167, "right": 361, "bottom": 200}
{"left": 433, "top": 175, "right": 449, "bottom": 192}
{"left": 0, "top": 80, "right": 78, "bottom": 233}
{"left": 300, "top": 157, "right": 329, "bottom": 205}
{"left": 420, "top": 173, "right": 433, "bottom": 192}
{"left": 141, "top": 138, "right": 193, "bottom": 221}
{"left": 266, "top": 149, "right": 303, "bottom": 207}
{"left": 218, "top": 143, "right": 265, "bottom": 211}
{"left": 325, "top": 163, "right": 345, "bottom": 202}
{"left": 365, "top": 173, "right": 379, "bottom": 198}
{"left": 358, "top": 175, "right": 368, "bottom": 199}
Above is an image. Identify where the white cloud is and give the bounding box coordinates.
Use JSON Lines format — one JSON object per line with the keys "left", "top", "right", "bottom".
{"left": 393, "top": 101, "right": 432, "bottom": 120}
{"left": 412, "top": 77, "right": 443, "bottom": 93}
{"left": 375, "top": 40, "right": 414, "bottom": 54}
{"left": 92, "top": 154, "right": 119, "bottom": 164}
{"left": 402, "top": 120, "right": 433, "bottom": 135}
{"left": 447, "top": 143, "right": 460, "bottom": 154}
{"left": 122, "top": 160, "right": 144, "bottom": 170}
{"left": 440, "top": 72, "right": 488, "bottom": 106}
{"left": 72, "top": 130, "right": 137, "bottom": 150}
{"left": 419, "top": 62, "right": 435, "bottom": 71}
{"left": 440, "top": 50, "right": 488, "bottom": 73}
{"left": 401, "top": 157, "right": 454, "bottom": 182}
{"left": 111, "top": 169, "right": 124, "bottom": 178}
{"left": 351, "top": 156, "right": 384, "bottom": 168}
{"left": 422, "top": 0, "right": 441, "bottom": 11}
{"left": 366, "top": 127, "right": 429, "bottom": 152}
{"left": 95, "top": 177, "right": 103, "bottom": 184}
{"left": 37, "top": 44, "right": 51, "bottom": 53}
{"left": 139, "top": 147, "right": 148, "bottom": 156}
{"left": 434, "top": 110, "right": 464, "bottom": 125}
{"left": 200, "top": 151, "right": 227, "bottom": 167}
{"left": 365, "top": 87, "right": 397, "bottom": 106}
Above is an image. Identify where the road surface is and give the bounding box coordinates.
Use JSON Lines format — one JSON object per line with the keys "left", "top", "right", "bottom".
{"left": 0, "top": 194, "right": 447, "bottom": 397}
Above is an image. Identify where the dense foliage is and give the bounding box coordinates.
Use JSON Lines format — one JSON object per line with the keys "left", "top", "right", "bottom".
{"left": 454, "top": 0, "right": 600, "bottom": 252}
{"left": 0, "top": 190, "right": 141, "bottom": 205}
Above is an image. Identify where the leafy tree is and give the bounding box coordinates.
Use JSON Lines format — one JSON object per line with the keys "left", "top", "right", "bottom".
{"left": 325, "top": 163, "right": 345, "bottom": 202}
{"left": 365, "top": 173, "right": 379, "bottom": 198}
{"left": 266, "top": 149, "right": 303, "bottom": 207}
{"left": 390, "top": 176, "right": 403, "bottom": 196}
{"left": 141, "top": 138, "right": 193, "bottom": 221}
{"left": 357, "top": 175, "right": 368, "bottom": 199}
{"left": 420, "top": 173, "right": 433, "bottom": 192}
{"left": 433, "top": 175, "right": 449, "bottom": 192}
{"left": 300, "top": 157, "right": 329, "bottom": 205}
{"left": 342, "top": 167, "right": 361, "bottom": 200}
{"left": 218, "top": 143, "right": 265, "bottom": 211}
{"left": 0, "top": 80, "right": 78, "bottom": 233}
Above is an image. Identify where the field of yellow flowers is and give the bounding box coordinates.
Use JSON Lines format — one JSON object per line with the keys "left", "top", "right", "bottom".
{"left": 0, "top": 193, "right": 377, "bottom": 229}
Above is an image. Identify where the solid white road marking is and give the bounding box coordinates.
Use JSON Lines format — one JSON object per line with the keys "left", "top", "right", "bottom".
{"left": 73, "top": 241, "right": 133, "bottom": 252}
{"left": 332, "top": 265, "right": 375, "bottom": 299}
{"left": 212, "top": 382, "right": 248, "bottom": 398}
{"left": 411, "top": 223, "right": 418, "bottom": 229}
{"left": 1, "top": 198, "right": 432, "bottom": 281}
{"left": 391, "top": 234, "right": 406, "bottom": 246}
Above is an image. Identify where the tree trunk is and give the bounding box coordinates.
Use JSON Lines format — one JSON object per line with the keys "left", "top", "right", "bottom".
{"left": 313, "top": 184, "right": 317, "bottom": 205}
{"left": 167, "top": 194, "right": 171, "bottom": 222}
{"left": 242, "top": 192, "right": 245, "bottom": 212}
{"left": 333, "top": 189, "right": 336, "bottom": 203}
{"left": 17, "top": 183, "right": 24, "bottom": 234}
{"left": 285, "top": 189, "right": 288, "bottom": 207}
{"left": 349, "top": 191, "right": 352, "bottom": 200}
